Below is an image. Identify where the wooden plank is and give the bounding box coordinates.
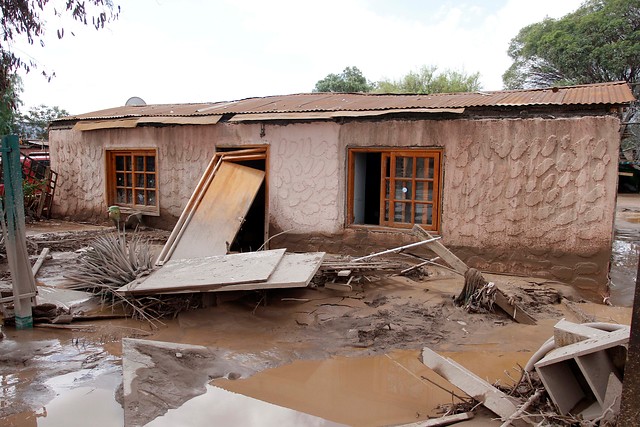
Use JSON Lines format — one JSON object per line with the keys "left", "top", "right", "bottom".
{"left": 212, "top": 252, "right": 325, "bottom": 292}
{"left": 170, "top": 162, "right": 265, "bottom": 261}
{"left": 493, "top": 289, "right": 537, "bottom": 325}
{"left": 32, "top": 247, "right": 50, "bottom": 277}
{"left": 421, "top": 347, "right": 524, "bottom": 425}
{"left": 554, "top": 320, "right": 610, "bottom": 347}
{"left": 535, "top": 328, "right": 630, "bottom": 367}
{"left": 412, "top": 225, "right": 468, "bottom": 275}
{"left": 156, "top": 154, "right": 222, "bottom": 264}
{"left": 394, "top": 412, "right": 474, "bottom": 427}
{"left": 118, "top": 249, "right": 285, "bottom": 294}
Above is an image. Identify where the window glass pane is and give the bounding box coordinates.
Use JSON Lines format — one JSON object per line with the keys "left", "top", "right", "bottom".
{"left": 385, "top": 179, "right": 390, "bottom": 198}
{"left": 416, "top": 158, "right": 425, "bottom": 178}
{"left": 415, "top": 204, "right": 433, "bottom": 225}
{"left": 146, "top": 156, "right": 156, "bottom": 172}
{"left": 126, "top": 189, "right": 133, "bottom": 204}
{"left": 135, "top": 190, "right": 145, "bottom": 205}
{"left": 116, "top": 188, "right": 125, "bottom": 203}
{"left": 125, "top": 156, "right": 132, "bottom": 171}
{"left": 415, "top": 203, "right": 424, "bottom": 223}
{"left": 135, "top": 156, "right": 145, "bottom": 171}
{"left": 428, "top": 182, "right": 433, "bottom": 201}
{"left": 115, "top": 156, "right": 125, "bottom": 171}
{"left": 135, "top": 173, "right": 145, "bottom": 188}
{"left": 416, "top": 182, "right": 425, "bottom": 200}
{"left": 427, "top": 157, "right": 434, "bottom": 179}
{"left": 395, "top": 157, "right": 413, "bottom": 178}
{"left": 147, "top": 190, "right": 156, "bottom": 206}
{"left": 125, "top": 173, "right": 132, "bottom": 187}
{"left": 385, "top": 156, "right": 390, "bottom": 178}
{"left": 384, "top": 201, "right": 389, "bottom": 221}
{"left": 395, "top": 181, "right": 412, "bottom": 199}
{"left": 146, "top": 174, "right": 156, "bottom": 188}
{"left": 394, "top": 202, "right": 412, "bottom": 222}
{"left": 116, "top": 173, "right": 125, "bottom": 186}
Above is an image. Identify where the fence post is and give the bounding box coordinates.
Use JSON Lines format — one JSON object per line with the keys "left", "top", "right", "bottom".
{"left": 1, "top": 135, "right": 36, "bottom": 329}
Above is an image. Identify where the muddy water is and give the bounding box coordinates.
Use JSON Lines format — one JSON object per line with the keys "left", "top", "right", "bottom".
{"left": 610, "top": 230, "right": 639, "bottom": 307}
{"left": 147, "top": 384, "right": 345, "bottom": 427}
{"left": 212, "top": 349, "right": 528, "bottom": 427}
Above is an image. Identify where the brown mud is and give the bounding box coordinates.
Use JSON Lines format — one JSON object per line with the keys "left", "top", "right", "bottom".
{"left": 0, "top": 215, "right": 636, "bottom": 426}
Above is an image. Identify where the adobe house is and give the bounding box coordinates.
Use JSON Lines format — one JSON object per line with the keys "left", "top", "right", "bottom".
{"left": 49, "top": 81, "right": 635, "bottom": 299}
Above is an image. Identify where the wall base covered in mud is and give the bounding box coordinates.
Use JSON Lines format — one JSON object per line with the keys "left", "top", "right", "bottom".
{"left": 272, "top": 228, "right": 609, "bottom": 302}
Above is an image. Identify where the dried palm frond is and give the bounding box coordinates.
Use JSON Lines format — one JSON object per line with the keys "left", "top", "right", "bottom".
{"left": 64, "top": 230, "right": 197, "bottom": 326}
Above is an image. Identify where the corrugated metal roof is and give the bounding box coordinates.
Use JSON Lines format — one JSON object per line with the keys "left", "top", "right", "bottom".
{"left": 57, "top": 81, "right": 635, "bottom": 123}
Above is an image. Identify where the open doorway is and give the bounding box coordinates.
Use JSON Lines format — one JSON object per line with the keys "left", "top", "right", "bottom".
{"left": 216, "top": 146, "right": 268, "bottom": 252}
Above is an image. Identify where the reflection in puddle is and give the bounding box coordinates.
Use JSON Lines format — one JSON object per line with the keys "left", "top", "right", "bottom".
{"left": 146, "top": 385, "right": 344, "bottom": 427}
{"left": 610, "top": 232, "right": 639, "bottom": 307}
{"left": 38, "top": 387, "right": 123, "bottom": 427}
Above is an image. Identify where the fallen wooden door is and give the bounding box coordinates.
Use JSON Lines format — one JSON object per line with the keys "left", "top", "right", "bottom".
{"left": 170, "top": 161, "right": 265, "bottom": 260}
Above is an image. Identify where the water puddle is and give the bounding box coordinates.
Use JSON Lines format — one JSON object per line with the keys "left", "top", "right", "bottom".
{"left": 146, "top": 384, "right": 344, "bottom": 427}
{"left": 609, "top": 230, "right": 639, "bottom": 307}
{"left": 211, "top": 349, "right": 522, "bottom": 427}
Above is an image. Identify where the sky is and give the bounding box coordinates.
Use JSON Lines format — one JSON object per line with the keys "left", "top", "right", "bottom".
{"left": 13, "top": 0, "right": 586, "bottom": 115}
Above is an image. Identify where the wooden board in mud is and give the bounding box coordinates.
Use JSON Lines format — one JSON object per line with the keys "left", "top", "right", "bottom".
{"left": 118, "top": 249, "right": 285, "bottom": 294}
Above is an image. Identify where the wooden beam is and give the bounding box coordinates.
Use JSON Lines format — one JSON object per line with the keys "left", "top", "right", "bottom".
{"left": 421, "top": 347, "right": 527, "bottom": 426}
{"left": 412, "top": 225, "right": 468, "bottom": 275}
{"left": 32, "top": 247, "right": 50, "bottom": 277}
{"left": 494, "top": 288, "right": 537, "bottom": 325}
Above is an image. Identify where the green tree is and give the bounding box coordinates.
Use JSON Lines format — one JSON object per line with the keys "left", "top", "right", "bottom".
{"left": 375, "top": 66, "right": 481, "bottom": 94}
{"left": 0, "top": 1, "right": 120, "bottom": 111}
{"left": 313, "top": 66, "right": 374, "bottom": 93}
{"left": 0, "top": 75, "right": 23, "bottom": 135}
{"left": 18, "top": 104, "right": 69, "bottom": 140}
{"left": 503, "top": 0, "right": 640, "bottom": 90}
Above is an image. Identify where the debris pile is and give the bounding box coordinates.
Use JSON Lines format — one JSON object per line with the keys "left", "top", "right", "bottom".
{"left": 420, "top": 319, "right": 630, "bottom": 426}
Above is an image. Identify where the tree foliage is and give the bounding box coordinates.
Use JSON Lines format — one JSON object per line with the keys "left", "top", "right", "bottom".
{"left": 18, "top": 104, "right": 69, "bottom": 140}
{"left": 375, "top": 66, "right": 481, "bottom": 94}
{"left": 0, "top": 74, "right": 23, "bottom": 135}
{"left": 313, "top": 66, "right": 374, "bottom": 93}
{"left": 0, "top": 1, "right": 120, "bottom": 111}
{"left": 503, "top": 0, "right": 640, "bottom": 89}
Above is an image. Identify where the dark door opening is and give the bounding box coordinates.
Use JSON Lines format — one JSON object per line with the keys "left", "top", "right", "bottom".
{"left": 353, "top": 152, "right": 381, "bottom": 225}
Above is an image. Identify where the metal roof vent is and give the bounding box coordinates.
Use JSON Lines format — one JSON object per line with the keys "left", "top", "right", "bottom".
{"left": 125, "top": 96, "right": 146, "bottom": 106}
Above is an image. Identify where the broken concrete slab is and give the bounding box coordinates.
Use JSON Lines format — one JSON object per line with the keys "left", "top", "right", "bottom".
{"left": 118, "top": 249, "right": 286, "bottom": 295}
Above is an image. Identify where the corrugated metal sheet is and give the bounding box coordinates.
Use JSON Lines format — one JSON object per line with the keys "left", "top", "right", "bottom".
{"left": 137, "top": 115, "right": 222, "bottom": 125}
{"left": 228, "top": 108, "right": 465, "bottom": 122}
{"left": 57, "top": 81, "right": 635, "bottom": 124}
{"left": 73, "top": 118, "right": 139, "bottom": 131}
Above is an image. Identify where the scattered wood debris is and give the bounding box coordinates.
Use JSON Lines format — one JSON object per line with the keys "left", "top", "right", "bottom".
{"left": 412, "top": 225, "right": 536, "bottom": 325}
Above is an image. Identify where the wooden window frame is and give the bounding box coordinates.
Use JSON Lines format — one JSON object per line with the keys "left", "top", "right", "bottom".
{"left": 347, "top": 147, "right": 442, "bottom": 232}
{"left": 106, "top": 149, "right": 159, "bottom": 215}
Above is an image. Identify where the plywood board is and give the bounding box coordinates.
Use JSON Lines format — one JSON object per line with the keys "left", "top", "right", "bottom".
{"left": 118, "top": 249, "right": 285, "bottom": 294}
{"left": 170, "top": 162, "right": 265, "bottom": 261}
{"left": 421, "top": 347, "right": 523, "bottom": 425}
{"left": 213, "top": 252, "right": 325, "bottom": 292}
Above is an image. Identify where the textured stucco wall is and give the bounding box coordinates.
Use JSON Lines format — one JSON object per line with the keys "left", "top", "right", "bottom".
{"left": 49, "top": 122, "right": 342, "bottom": 233}
{"left": 50, "top": 115, "right": 620, "bottom": 296}
{"left": 337, "top": 116, "right": 619, "bottom": 296}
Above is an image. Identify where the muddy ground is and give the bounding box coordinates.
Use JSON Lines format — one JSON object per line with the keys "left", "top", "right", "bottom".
{"left": 0, "top": 209, "right": 637, "bottom": 426}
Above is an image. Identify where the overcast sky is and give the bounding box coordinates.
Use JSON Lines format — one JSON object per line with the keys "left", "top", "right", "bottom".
{"left": 14, "top": 0, "right": 585, "bottom": 115}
